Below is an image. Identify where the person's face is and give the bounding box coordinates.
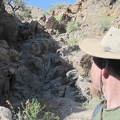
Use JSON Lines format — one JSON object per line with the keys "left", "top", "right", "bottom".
{"left": 91, "top": 58, "right": 102, "bottom": 91}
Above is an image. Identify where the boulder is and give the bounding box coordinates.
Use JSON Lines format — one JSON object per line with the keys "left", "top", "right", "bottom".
{"left": 29, "top": 20, "right": 44, "bottom": 34}
{"left": 0, "top": 106, "right": 12, "bottom": 120}
{"left": 46, "top": 16, "right": 60, "bottom": 30}
{"left": 68, "top": 2, "right": 82, "bottom": 14}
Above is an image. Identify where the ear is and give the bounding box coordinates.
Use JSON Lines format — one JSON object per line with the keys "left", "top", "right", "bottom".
{"left": 102, "top": 68, "right": 109, "bottom": 79}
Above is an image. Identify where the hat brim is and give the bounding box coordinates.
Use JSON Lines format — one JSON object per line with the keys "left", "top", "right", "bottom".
{"left": 79, "top": 38, "right": 120, "bottom": 59}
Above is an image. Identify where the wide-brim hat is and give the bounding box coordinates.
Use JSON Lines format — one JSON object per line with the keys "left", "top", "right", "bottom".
{"left": 79, "top": 26, "right": 120, "bottom": 59}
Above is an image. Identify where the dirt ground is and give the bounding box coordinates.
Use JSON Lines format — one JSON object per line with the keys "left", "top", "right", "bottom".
{"left": 39, "top": 97, "right": 94, "bottom": 120}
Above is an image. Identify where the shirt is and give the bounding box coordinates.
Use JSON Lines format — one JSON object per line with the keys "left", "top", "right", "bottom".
{"left": 93, "top": 104, "right": 120, "bottom": 120}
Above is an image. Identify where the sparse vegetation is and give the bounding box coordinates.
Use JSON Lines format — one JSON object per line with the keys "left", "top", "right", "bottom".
{"left": 49, "top": 3, "right": 66, "bottom": 11}
{"left": 82, "top": 94, "right": 105, "bottom": 109}
{"left": 67, "top": 37, "right": 78, "bottom": 46}
{"left": 6, "top": 99, "right": 43, "bottom": 120}
{"left": 40, "top": 10, "right": 50, "bottom": 15}
{"left": 55, "top": 14, "right": 62, "bottom": 22}
{"left": 16, "top": 7, "right": 32, "bottom": 21}
{"left": 82, "top": 98, "right": 99, "bottom": 109}
{"left": 42, "top": 112, "right": 60, "bottom": 120}
{"left": 37, "top": 3, "right": 66, "bottom": 16}
{"left": 6, "top": 99, "right": 60, "bottom": 120}
{"left": 66, "top": 20, "right": 79, "bottom": 33}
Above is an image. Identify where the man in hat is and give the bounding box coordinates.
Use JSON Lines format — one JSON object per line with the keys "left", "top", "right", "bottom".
{"left": 79, "top": 26, "right": 120, "bottom": 120}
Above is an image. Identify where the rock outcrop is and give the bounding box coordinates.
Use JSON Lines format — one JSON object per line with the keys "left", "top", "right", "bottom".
{"left": 0, "top": 106, "right": 12, "bottom": 120}
{"left": 0, "top": 0, "right": 120, "bottom": 119}
{"left": 0, "top": 3, "right": 18, "bottom": 47}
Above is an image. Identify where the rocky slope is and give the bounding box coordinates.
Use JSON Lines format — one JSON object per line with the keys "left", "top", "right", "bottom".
{"left": 0, "top": 0, "right": 120, "bottom": 119}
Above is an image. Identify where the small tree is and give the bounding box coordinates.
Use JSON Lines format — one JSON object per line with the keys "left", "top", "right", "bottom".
{"left": 4, "top": 0, "right": 26, "bottom": 14}
{"left": 4, "top": 0, "right": 31, "bottom": 21}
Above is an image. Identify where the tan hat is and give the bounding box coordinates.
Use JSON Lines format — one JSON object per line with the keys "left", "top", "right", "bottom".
{"left": 79, "top": 26, "right": 120, "bottom": 59}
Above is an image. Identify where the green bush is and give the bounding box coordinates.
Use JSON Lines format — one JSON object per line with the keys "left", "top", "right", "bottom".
{"left": 66, "top": 20, "right": 79, "bottom": 33}
{"left": 55, "top": 14, "right": 62, "bottom": 22}
{"left": 43, "top": 112, "right": 60, "bottom": 120}
{"left": 6, "top": 99, "right": 60, "bottom": 120}
{"left": 6, "top": 99, "right": 44, "bottom": 120}
{"left": 67, "top": 37, "right": 78, "bottom": 46}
